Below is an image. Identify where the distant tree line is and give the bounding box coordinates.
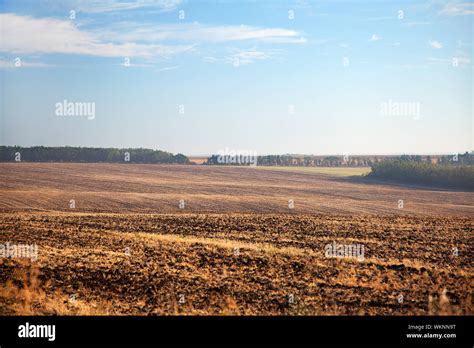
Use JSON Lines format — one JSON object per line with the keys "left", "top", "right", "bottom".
{"left": 205, "top": 155, "right": 375, "bottom": 166}
{"left": 255, "top": 155, "right": 373, "bottom": 167}
{"left": 368, "top": 160, "right": 474, "bottom": 190}
{"left": 389, "top": 153, "right": 474, "bottom": 165}
{"left": 205, "top": 152, "right": 474, "bottom": 167}
{"left": 435, "top": 152, "right": 474, "bottom": 165}
{"left": 0, "top": 146, "right": 190, "bottom": 164}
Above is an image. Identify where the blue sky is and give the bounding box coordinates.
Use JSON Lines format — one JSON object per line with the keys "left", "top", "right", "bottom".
{"left": 0, "top": 0, "right": 472, "bottom": 155}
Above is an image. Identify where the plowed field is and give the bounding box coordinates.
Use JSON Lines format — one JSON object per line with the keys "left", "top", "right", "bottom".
{"left": 0, "top": 163, "right": 472, "bottom": 315}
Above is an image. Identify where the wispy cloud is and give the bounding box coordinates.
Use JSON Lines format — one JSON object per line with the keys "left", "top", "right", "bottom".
{"left": 454, "top": 56, "right": 470, "bottom": 65}
{"left": 203, "top": 48, "right": 281, "bottom": 66}
{"left": 425, "top": 43, "right": 471, "bottom": 67}
{"left": 369, "top": 34, "right": 382, "bottom": 42}
{"left": 428, "top": 55, "right": 470, "bottom": 66}
{"left": 439, "top": 2, "right": 474, "bottom": 16}
{"left": 118, "top": 61, "right": 154, "bottom": 67}
{"left": 401, "top": 21, "right": 432, "bottom": 26}
{"left": 0, "top": 58, "right": 52, "bottom": 69}
{"left": 0, "top": 13, "right": 192, "bottom": 58}
{"left": 429, "top": 40, "right": 443, "bottom": 49}
{"left": 74, "top": 0, "right": 182, "bottom": 13}
{"left": 97, "top": 22, "right": 306, "bottom": 44}
{"left": 227, "top": 48, "right": 277, "bottom": 65}
{"left": 202, "top": 56, "right": 220, "bottom": 63}
{"left": 157, "top": 65, "right": 179, "bottom": 71}
{"left": 0, "top": 13, "right": 304, "bottom": 69}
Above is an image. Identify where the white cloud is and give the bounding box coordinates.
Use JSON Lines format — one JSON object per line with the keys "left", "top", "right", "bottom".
{"left": 428, "top": 49, "right": 471, "bottom": 66}
{"left": 202, "top": 56, "right": 220, "bottom": 63}
{"left": 428, "top": 55, "right": 470, "bottom": 66}
{"left": 0, "top": 59, "right": 52, "bottom": 69}
{"left": 451, "top": 50, "right": 471, "bottom": 66}
{"left": 157, "top": 65, "right": 179, "bottom": 71}
{"left": 97, "top": 22, "right": 306, "bottom": 44}
{"left": 429, "top": 40, "right": 443, "bottom": 49}
{"left": 0, "top": 13, "right": 305, "bottom": 69}
{"left": 118, "top": 61, "right": 154, "bottom": 67}
{"left": 369, "top": 34, "right": 382, "bottom": 42}
{"left": 227, "top": 48, "right": 277, "bottom": 65}
{"left": 455, "top": 56, "right": 470, "bottom": 65}
{"left": 0, "top": 14, "right": 304, "bottom": 62}
{"left": 0, "top": 13, "right": 192, "bottom": 58}
{"left": 439, "top": 2, "right": 474, "bottom": 16}
{"left": 401, "top": 21, "right": 432, "bottom": 26}
{"left": 427, "top": 57, "right": 450, "bottom": 63}
{"left": 74, "top": 0, "right": 182, "bottom": 13}
{"left": 203, "top": 48, "right": 280, "bottom": 66}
